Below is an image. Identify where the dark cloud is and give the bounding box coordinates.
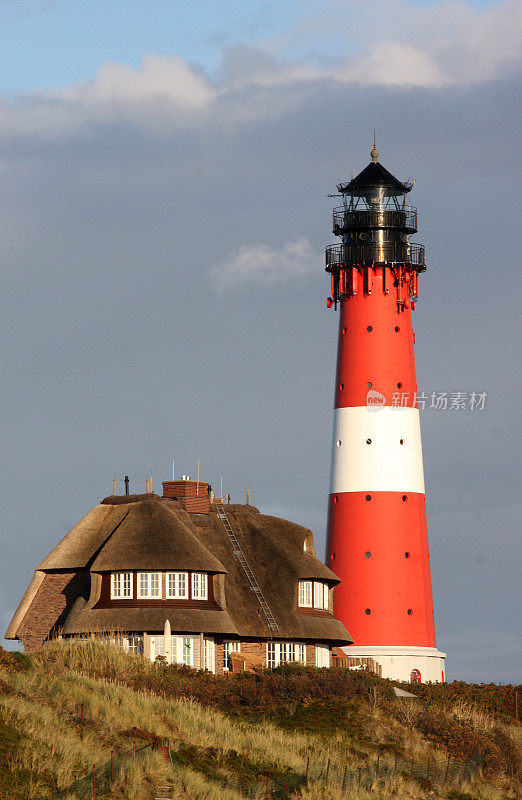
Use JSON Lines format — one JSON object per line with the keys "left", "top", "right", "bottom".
{"left": 1, "top": 65, "right": 520, "bottom": 681}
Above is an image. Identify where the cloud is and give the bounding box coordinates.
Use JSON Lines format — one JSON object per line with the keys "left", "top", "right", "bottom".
{"left": 60, "top": 55, "right": 215, "bottom": 110}
{"left": 0, "top": 1, "right": 518, "bottom": 142}
{"left": 269, "top": 0, "right": 522, "bottom": 88}
{"left": 336, "top": 43, "right": 449, "bottom": 88}
{"left": 212, "top": 238, "right": 317, "bottom": 292}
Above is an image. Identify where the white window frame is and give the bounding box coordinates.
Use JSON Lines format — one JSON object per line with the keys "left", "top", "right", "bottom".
{"left": 315, "top": 644, "right": 330, "bottom": 668}
{"left": 182, "top": 636, "right": 193, "bottom": 666}
{"left": 223, "top": 640, "right": 241, "bottom": 671}
{"left": 166, "top": 571, "right": 189, "bottom": 599}
{"left": 191, "top": 572, "right": 208, "bottom": 600}
{"left": 149, "top": 635, "right": 165, "bottom": 661}
{"left": 126, "top": 635, "right": 143, "bottom": 655}
{"left": 203, "top": 638, "right": 215, "bottom": 673}
{"left": 323, "top": 583, "right": 329, "bottom": 611}
{"left": 298, "top": 580, "right": 313, "bottom": 608}
{"left": 137, "top": 572, "right": 161, "bottom": 599}
{"left": 170, "top": 636, "right": 194, "bottom": 666}
{"left": 266, "top": 641, "right": 306, "bottom": 668}
{"left": 110, "top": 572, "right": 133, "bottom": 599}
{"left": 313, "top": 581, "right": 330, "bottom": 610}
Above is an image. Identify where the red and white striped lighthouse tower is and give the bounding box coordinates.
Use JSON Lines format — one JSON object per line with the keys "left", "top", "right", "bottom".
{"left": 325, "top": 147, "right": 446, "bottom": 683}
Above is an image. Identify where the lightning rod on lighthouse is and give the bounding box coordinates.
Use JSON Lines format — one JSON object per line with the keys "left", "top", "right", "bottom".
{"left": 325, "top": 145, "right": 446, "bottom": 683}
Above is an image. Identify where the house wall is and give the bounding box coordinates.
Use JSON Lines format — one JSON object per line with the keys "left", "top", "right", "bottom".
{"left": 17, "top": 570, "right": 90, "bottom": 652}
{"left": 213, "top": 639, "right": 328, "bottom": 673}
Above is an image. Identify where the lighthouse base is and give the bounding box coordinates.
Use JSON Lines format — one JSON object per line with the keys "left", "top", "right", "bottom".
{"left": 340, "top": 645, "right": 446, "bottom": 684}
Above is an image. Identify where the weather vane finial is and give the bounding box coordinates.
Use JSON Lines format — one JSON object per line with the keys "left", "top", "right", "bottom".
{"left": 371, "top": 130, "right": 379, "bottom": 162}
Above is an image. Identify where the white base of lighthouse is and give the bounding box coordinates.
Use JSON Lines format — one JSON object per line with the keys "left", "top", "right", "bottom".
{"left": 341, "top": 645, "right": 446, "bottom": 683}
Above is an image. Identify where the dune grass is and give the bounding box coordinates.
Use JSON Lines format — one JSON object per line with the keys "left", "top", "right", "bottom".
{"left": 0, "top": 641, "right": 519, "bottom": 799}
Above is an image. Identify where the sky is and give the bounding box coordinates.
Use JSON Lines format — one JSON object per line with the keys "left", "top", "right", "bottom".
{"left": 0, "top": 0, "right": 520, "bottom": 683}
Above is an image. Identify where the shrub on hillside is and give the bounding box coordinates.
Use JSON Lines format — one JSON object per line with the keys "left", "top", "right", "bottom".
{"left": 396, "top": 679, "right": 521, "bottom": 722}
{"left": 34, "top": 641, "right": 394, "bottom": 718}
{"left": 0, "top": 647, "right": 31, "bottom": 673}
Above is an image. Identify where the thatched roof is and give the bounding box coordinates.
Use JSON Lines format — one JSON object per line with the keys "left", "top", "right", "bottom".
{"left": 40, "top": 495, "right": 226, "bottom": 574}
{"left": 188, "top": 508, "right": 348, "bottom": 641}
{"left": 62, "top": 599, "right": 238, "bottom": 637}
{"left": 7, "top": 495, "right": 352, "bottom": 645}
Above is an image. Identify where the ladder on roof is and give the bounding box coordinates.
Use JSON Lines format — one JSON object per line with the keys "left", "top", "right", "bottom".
{"left": 216, "top": 509, "right": 279, "bottom": 634}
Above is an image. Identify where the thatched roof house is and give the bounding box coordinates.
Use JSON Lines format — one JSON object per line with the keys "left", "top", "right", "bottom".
{"left": 6, "top": 480, "right": 351, "bottom": 672}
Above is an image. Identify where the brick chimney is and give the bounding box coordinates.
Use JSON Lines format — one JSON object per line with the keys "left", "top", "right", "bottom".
{"left": 162, "top": 478, "right": 210, "bottom": 513}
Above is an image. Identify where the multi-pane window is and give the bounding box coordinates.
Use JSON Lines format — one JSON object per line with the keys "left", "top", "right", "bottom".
{"left": 299, "top": 580, "right": 329, "bottom": 610}
{"left": 191, "top": 572, "right": 208, "bottom": 600}
{"left": 150, "top": 635, "right": 165, "bottom": 660}
{"left": 223, "top": 640, "right": 241, "bottom": 671}
{"left": 109, "top": 571, "right": 211, "bottom": 602}
{"left": 182, "top": 636, "right": 193, "bottom": 666}
{"left": 313, "top": 582, "right": 329, "bottom": 610}
{"left": 111, "top": 572, "right": 133, "bottom": 599}
{"left": 127, "top": 635, "right": 143, "bottom": 655}
{"left": 166, "top": 572, "right": 188, "bottom": 599}
{"left": 168, "top": 636, "right": 191, "bottom": 666}
{"left": 203, "top": 638, "right": 215, "bottom": 673}
{"left": 315, "top": 644, "right": 330, "bottom": 668}
{"left": 267, "top": 641, "right": 306, "bottom": 668}
{"left": 137, "top": 572, "right": 161, "bottom": 599}
{"left": 298, "top": 581, "right": 312, "bottom": 607}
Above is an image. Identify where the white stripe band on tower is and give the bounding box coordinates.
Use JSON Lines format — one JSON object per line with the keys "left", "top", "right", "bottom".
{"left": 330, "top": 406, "right": 425, "bottom": 494}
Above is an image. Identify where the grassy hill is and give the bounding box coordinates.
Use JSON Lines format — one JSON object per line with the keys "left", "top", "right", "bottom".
{"left": 0, "top": 641, "right": 520, "bottom": 799}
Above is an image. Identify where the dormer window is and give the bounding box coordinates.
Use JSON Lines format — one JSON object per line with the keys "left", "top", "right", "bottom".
{"left": 314, "top": 581, "right": 329, "bottom": 610}
{"left": 166, "top": 572, "right": 188, "bottom": 599}
{"left": 298, "top": 580, "right": 329, "bottom": 610}
{"left": 137, "top": 572, "right": 161, "bottom": 599}
{"left": 298, "top": 580, "right": 313, "bottom": 607}
{"left": 192, "top": 572, "right": 208, "bottom": 600}
{"left": 105, "top": 570, "right": 210, "bottom": 605}
{"left": 111, "top": 572, "right": 132, "bottom": 599}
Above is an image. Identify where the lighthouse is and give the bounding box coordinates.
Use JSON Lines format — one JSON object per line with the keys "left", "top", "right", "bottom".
{"left": 325, "top": 146, "right": 446, "bottom": 683}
